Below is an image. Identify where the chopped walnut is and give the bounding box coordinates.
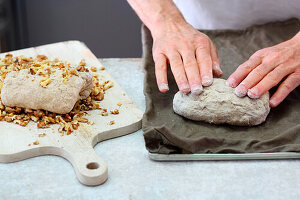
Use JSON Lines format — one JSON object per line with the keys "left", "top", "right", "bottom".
{"left": 110, "top": 109, "right": 119, "bottom": 115}
{"left": 79, "top": 59, "right": 86, "bottom": 67}
{"left": 77, "top": 117, "right": 88, "bottom": 123}
{"left": 95, "top": 92, "right": 104, "bottom": 101}
{"left": 90, "top": 67, "right": 97, "bottom": 72}
{"left": 100, "top": 112, "right": 108, "bottom": 116}
{"left": 4, "top": 116, "right": 13, "bottom": 122}
{"left": 37, "top": 121, "right": 47, "bottom": 128}
{"left": 70, "top": 69, "right": 78, "bottom": 76}
{"left": 40, "top": 77, "right": 52, "bottom": 88}
{"left": 109, "top": 120, "right": 115, "bottom": 125}
{"left": 38, "top": 133, "right": 46, "bottom": 137}
{"left": 36, "top": 55, "right": 48, "bottom": 61}
{"left": 33, "top": 140, "right": 39, "bottom": 145}
{"left": 103, "top": 80, "right": 113, "bottom": 91}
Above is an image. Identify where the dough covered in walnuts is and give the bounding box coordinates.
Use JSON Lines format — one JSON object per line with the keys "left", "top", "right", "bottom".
{"left": 173, "top": 78, "right": 270, "bottom": 126}
{"left": 1, "top": 69, "right": 92, "bottom": 114}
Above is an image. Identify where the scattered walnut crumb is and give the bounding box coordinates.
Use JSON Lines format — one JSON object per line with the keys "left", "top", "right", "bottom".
{"left": 109, "top": 120, "right": 115, "bottom": 125}
{"left": 90, "top": 67, "right": 97, "bottom": 72}
{"left": 33, "top": 140, "right": 39, "bottom": 145}
{"left": 79, "top": 59, "right": 86, "bottom": 67}
{"left": 28, "top": 144, "right": 31, "bottom": 146}
{"left": 77, "top": 117, "right": 88, "bottom": 123}
{"left": 40, "top": 77, "right": 52, "bottom": 88}
{"left": 110, "top": 109, "right": 119, "bottom": 115}
{"left": 89, "top": 120, "right": 95, "bottom": 125}
{"left": 100, "top": 112, "right": 108, "bottom": 116}
{"left": 38, "top": 133, "right": 46, "bottom": 137}
{"left": 36, "top": 55, "right": 48, "bottom": 61}
{"left": 103, "top": 80, "right": 113, "bottom": 91}
{"left": 70, "top": 68, "right": 78, "bottom": 76}
{"left": 100, "top": 66, "right": 105, "bottom": 70}
{"left": 117, "top": 102, "right": 122, "bottom": 107}
{"left": 37, "top": 121, "right": 47, "bottom": 128}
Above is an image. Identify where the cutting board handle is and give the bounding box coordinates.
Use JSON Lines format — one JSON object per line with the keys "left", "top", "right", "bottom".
{"left": 65, "top": 147, "right": 108, "bottom": 186}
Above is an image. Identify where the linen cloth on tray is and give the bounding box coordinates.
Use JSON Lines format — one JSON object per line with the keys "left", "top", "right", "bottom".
{"left": 142, "top": 18, "right": 300, "bottom": 154}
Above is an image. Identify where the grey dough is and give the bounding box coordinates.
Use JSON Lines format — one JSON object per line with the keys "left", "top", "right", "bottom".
{"left": 173, "top": 78, "right": 270, "bottom": 126}
{"left": 1, "top": 69, "right": 92, "bottom": 114}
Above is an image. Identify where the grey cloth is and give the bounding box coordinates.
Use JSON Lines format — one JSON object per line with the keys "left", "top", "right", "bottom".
{"left": 142, "top": 19, "right": 300, "bottom": 154}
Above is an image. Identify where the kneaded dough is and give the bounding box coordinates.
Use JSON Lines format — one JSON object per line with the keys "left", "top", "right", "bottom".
{"left": 1, "top": 69, "right": 92, "bottom": 114}
{"left": 173, "top": 78, "right": 270, "bottom": 126}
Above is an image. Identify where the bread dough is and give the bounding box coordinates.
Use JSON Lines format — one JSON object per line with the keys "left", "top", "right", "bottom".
{"left": 1, "top": 69, "right": 92, "bottom": 114}
{"left": 173, "top": 78, "right": 270, "bottom": 126}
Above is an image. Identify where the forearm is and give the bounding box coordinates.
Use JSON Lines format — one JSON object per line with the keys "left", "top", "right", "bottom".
{"left": 127, "top": 0, "right": 187, "bottom": 36}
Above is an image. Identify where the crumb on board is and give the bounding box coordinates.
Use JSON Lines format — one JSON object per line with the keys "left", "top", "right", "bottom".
{"left": 109, "top": 120, "right": 115, "bottom": 125}
{"left": 90, "top": 67, "right": 97, "bottom": 72}
{"left": 100, "top": 112, "right": 108, "bottom": 116}
{"left": 110, "top": 109, "right": 119, "bottom": 115}
{"left": 100, "top": 66, "right": 105, "bottom": 70}
{"left": 117, "top": 102, "right": 122, "bottom": 107}
{"left": 38, "top": 133, "right": 46, "bottom": 137}
{"left": 0, "top": 54, "right": 117, "bottom": 136}
{"left": 33, "top": 140, "right": 39, "bottom": 145}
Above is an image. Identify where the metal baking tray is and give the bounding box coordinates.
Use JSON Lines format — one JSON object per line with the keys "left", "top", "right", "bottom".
{"left": 149, "top": 152, "right": 300, "bottom": 161}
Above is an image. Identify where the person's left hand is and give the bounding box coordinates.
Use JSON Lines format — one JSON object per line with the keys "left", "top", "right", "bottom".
{"left": 226, "top": 32, "right": 300, "bottom": 107}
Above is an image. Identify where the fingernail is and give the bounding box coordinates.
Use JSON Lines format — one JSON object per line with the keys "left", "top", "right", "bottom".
{"left": 234, "top": 84, "right": 247, "bottom": 97}
{"left": 191, "top": 84, "right": 203, "bottom": 95}
{"left": 159, "top": 83, "right": 169, "bottom": 92}
{"left": 202, "top": 76, "right": 213, "bottom": 86}
{"left": 180, "top": 83, "right": 190, "bottom": 93}
{"left": 269, "top": 98, "right": 277, "bottom": 107}
{"left": 226, "top": 78, "right": 237, "bottom": 88}
{"left": 213, "top": 62, "right": 223, "bottom": 73}
{"left": 248, "top": 88, "right": 260, "bottom": 99}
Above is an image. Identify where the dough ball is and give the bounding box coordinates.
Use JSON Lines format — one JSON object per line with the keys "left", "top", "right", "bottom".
{"left": 173, "top": 78, "right": 270, "bottom": 126}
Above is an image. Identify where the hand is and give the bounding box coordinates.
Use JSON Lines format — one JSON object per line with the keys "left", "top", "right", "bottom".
{"left": 227, "top": 32, "right": 300, "bottom": 107}
{"left": 152, "top": 22, "right": 223, "bottom": 94}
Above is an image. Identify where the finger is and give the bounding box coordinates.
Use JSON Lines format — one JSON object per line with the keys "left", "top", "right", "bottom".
{"left": 196, "top": 40, "right": 213, "bottom": 86}
{"left": 181, "top": 50, "right": 203, "bottom": 95}
{"left": 209, "top": 40, "right": 223, "bottom": 77}
{"left": 227, "top": 54, "right": 262, "bottom": 88}
{"left": 269, "top": 72, "right": 300, "bottom": 107}
{"left": 234, "top": 63, "right": 275, "bottom": 97}
{"left": 167, "top": 51, "right": 190, "bottom": 93}
{"left": 154, "top": 53, "right": 169, "bottom": 92}
{"left": 247, "top": 64, "right": 293, "bottom": 99}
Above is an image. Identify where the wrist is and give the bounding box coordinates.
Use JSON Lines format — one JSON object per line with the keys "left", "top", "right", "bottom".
{"left": 150, "top": 17, "right": 190, "bottom": 38}
{"left": 292, "top": 32, "right": 300, "bottom": 44}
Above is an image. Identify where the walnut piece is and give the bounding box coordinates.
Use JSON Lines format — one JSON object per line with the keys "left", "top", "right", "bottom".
{"left": 40, "top": 77, "right": 52, "bottom": 88}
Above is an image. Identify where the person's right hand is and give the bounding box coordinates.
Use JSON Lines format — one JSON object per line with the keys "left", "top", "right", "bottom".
{"left": 151, "top": 22, "right": 223, "bottom": 94}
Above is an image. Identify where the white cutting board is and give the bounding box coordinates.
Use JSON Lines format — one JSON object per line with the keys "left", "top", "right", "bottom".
{"left": 0, "top": 41, "right": 143, "bottom": 186}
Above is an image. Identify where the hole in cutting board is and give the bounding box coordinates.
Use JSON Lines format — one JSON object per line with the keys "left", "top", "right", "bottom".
{"left": 86, "top": 162, "right": 99, "bottom": 170}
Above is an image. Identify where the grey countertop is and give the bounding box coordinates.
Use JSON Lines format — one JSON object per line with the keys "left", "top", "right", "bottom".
{"left": 0, "top": 58, "right": 299, "bottom": 200}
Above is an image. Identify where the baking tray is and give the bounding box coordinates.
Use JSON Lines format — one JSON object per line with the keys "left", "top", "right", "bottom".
{"left": 149, "top": 152, "right": 300, "bottom": 161}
